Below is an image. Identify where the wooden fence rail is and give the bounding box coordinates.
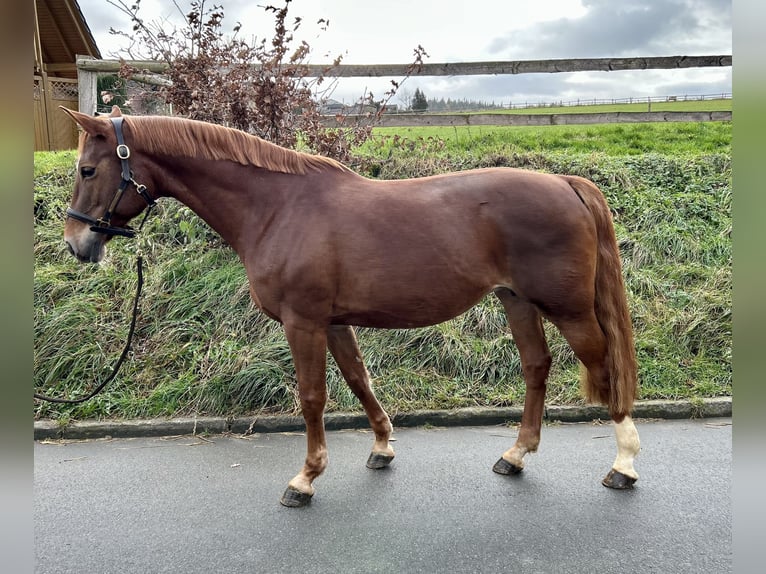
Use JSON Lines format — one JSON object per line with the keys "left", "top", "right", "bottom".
{"left": 76, "top": 54, "right": 732, "bottom": 78}
{"left": 322, "top": 110, "right": 732, "bottom": 128}
{"left": 76, "top": 55, "right": 732, "bottom": 126}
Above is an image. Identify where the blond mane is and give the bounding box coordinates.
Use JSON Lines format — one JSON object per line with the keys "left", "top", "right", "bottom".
{"left": 122, "top": 115, "right": 350, "bottom": 175}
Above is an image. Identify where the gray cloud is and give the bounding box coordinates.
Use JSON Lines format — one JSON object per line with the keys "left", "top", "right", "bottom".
{"left": 80, "top": 0, "right": 731, "bottom": 105}
{"left": 488, "top": 0, "right": 731, "bottom": 59}
{"left": 408, "top": 66, "right": 731, "bottom": 105}
{"left": 468, "top": 0, "right": 732, "bottom": 103}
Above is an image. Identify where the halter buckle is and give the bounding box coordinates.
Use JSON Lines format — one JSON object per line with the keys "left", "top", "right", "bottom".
{"left": 116, "top": 144, "right": 130, "bottom": 160}
{"left": 66, "top": 117, "right": 154, "bottom": 240}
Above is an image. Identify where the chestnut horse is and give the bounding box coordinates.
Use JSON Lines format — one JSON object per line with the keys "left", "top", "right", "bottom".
{"left": 61, "top": 106, "right": 640, "bottom": 507}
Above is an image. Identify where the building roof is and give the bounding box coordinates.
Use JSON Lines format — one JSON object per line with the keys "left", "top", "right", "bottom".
{"left": 35, "top": 0, "right": 101, "bottom": 78}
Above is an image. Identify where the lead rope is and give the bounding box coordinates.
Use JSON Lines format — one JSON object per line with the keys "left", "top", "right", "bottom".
{"left": 34, "top": 256, "right": 144, "bottom": 404}
{"left": 34, "top": 204, "right": 155, "bottom": 405}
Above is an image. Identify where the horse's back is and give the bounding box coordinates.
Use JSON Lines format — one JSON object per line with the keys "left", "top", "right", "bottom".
{"left": 315, "top": 168, "right": 598, "bottom": 327}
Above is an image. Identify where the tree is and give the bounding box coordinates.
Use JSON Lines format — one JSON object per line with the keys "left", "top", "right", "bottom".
{"left": 108, "top": 0, "right": 428, "bottom": 163}
{"left": 411, "top": 88, "right": 428, "bottom": 111}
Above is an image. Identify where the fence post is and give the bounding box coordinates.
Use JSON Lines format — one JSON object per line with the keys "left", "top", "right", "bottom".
{"left": 77, "top": 60, "right": 98, "bottom": 115}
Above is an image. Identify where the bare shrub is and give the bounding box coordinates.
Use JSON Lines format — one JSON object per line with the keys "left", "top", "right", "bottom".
{"left": 107, "top": 0, "right": 427, "bottom": 163}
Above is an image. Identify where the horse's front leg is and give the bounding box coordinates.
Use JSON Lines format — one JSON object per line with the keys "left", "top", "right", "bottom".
{"left": 280, "top": 321, "right": 329, "bottom": 507}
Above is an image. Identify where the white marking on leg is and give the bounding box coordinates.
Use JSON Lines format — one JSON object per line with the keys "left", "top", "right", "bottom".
{"left": 612, "top": 416, "right": 640, "bottom": 479}
{"left": 501, "top": 444, "right": 529, "bottom": 469}
{"left": 371, "top": 417, "right": 395, "bottom": 458}
{"left": 287, "top": 474, "right": 316, "bottom": 496}
{"left": 372, "top": 439, "right": 395, "bottom": 458}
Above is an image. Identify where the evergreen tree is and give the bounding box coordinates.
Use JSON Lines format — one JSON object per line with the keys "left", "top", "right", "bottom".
{"left": 412, "top": 88, "right": 428, "bottom": 111}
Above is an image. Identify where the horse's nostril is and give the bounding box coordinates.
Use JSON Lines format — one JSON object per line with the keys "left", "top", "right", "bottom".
{"left": 65, "top": 240, "right": 75, "bottom": 256}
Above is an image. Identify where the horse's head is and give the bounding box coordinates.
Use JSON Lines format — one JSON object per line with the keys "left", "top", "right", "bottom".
{"left": 60, "top": 105, "right": 155, "bottom": 263}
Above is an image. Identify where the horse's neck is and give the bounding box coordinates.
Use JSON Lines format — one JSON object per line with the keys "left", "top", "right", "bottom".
{"left": 158, "top": 160, "right": 296, "bottom": 254}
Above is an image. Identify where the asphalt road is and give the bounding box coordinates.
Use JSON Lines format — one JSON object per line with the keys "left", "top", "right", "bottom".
{"left": 34, "top": 417, "right": 732, "bottom": 574}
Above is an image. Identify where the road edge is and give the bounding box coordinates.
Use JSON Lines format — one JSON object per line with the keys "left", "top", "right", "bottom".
{"left": 33, "top": 397, "right": 731, "bottom": 440}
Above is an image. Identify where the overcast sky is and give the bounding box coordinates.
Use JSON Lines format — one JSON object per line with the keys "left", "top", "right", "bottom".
{"left": 78, "top": 0, "right": 732, "bottom": 106}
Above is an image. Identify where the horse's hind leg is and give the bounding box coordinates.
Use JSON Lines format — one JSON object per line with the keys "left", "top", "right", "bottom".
{"left": 492, "top": 288, "right": 552, "bottom": 475}
{"left": 327, "top": 325, "right": 395, "bottom": 469}
{"left": 550, "top": 313, "right": 640, "bottom": 488}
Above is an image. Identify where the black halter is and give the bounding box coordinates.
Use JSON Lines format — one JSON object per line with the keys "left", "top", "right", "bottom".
{"left": 66, "top": 117, "right": 156, "bottom": 238}
{"left": 35, "top": 117, "right": 154, "bottom": 404}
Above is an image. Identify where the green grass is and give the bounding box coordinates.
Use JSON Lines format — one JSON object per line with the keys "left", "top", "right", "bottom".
{"left": 33, "top": 121, "right": 731, "bottom": 421}
{"left": 357, "top": 121, "right": 730, "bottom": 163}
{"left": 472, "top": 98, "right": 732, "bottom": 115}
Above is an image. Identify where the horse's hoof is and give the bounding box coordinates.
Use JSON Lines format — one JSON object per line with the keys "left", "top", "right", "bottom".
{"left": 602, "top": 469, "right": 637, "bottom": 490}
{"left": 492, "top": 457, "right": 523, "bottom": 475}
{"left": 279, "top": 486, "right": 313, "bottom": 507}
{"left": 366, "top": 452, "right": 394, "bottom": 469}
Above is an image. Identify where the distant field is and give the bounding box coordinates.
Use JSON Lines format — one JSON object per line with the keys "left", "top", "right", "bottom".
{"left": 475, "top": 97, "right": 732, "bottom": 115}
{"left": 360, "top": 120, "right": 731, "bottom": 160}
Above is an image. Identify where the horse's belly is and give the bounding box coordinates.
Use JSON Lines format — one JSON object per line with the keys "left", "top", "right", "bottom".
{"left": 330, "top": 281, "right": 494, "bottom": 329}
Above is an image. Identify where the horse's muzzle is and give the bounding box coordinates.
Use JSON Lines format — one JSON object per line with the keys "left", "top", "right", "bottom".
{"left": 64, "top": 236, "right": 105, "bottom": 264}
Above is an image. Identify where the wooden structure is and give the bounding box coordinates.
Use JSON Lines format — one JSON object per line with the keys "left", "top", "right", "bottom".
{"left": 76, "top": 54, "right": 732, "bottom": 79}
{"left": 34, "top": 0, "right": 101, "bottom": 151}
{"left": 77, "top": 55, "right": 732, "bottom": 127}
{"left": 341, "top": 109, "right": 732, "bottom": 128}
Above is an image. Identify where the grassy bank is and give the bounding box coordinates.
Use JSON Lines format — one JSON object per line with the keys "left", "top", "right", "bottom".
{"left": 33, "top": 121, "right": 731, "bottom": 421}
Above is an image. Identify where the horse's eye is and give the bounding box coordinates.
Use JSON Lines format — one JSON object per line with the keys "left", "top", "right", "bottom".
{"left": 80, "top": 166, "right": 96, "bottom": 179}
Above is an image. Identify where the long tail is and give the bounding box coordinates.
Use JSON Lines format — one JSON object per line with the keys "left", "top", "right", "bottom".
{"left": 564, "top": 176, "right": 638, "bottom": 419}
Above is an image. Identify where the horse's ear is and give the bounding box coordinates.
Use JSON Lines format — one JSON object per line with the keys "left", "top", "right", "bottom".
{"left": 59, "top": 106, "right": 111, "bottom": 137}
{"left": 109, "top": 105, "right": 123, "bottom": 118}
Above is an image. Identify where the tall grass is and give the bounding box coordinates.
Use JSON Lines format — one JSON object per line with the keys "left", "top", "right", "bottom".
{"left": 34, "top": 122, "right": 731, "bottom": 420}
